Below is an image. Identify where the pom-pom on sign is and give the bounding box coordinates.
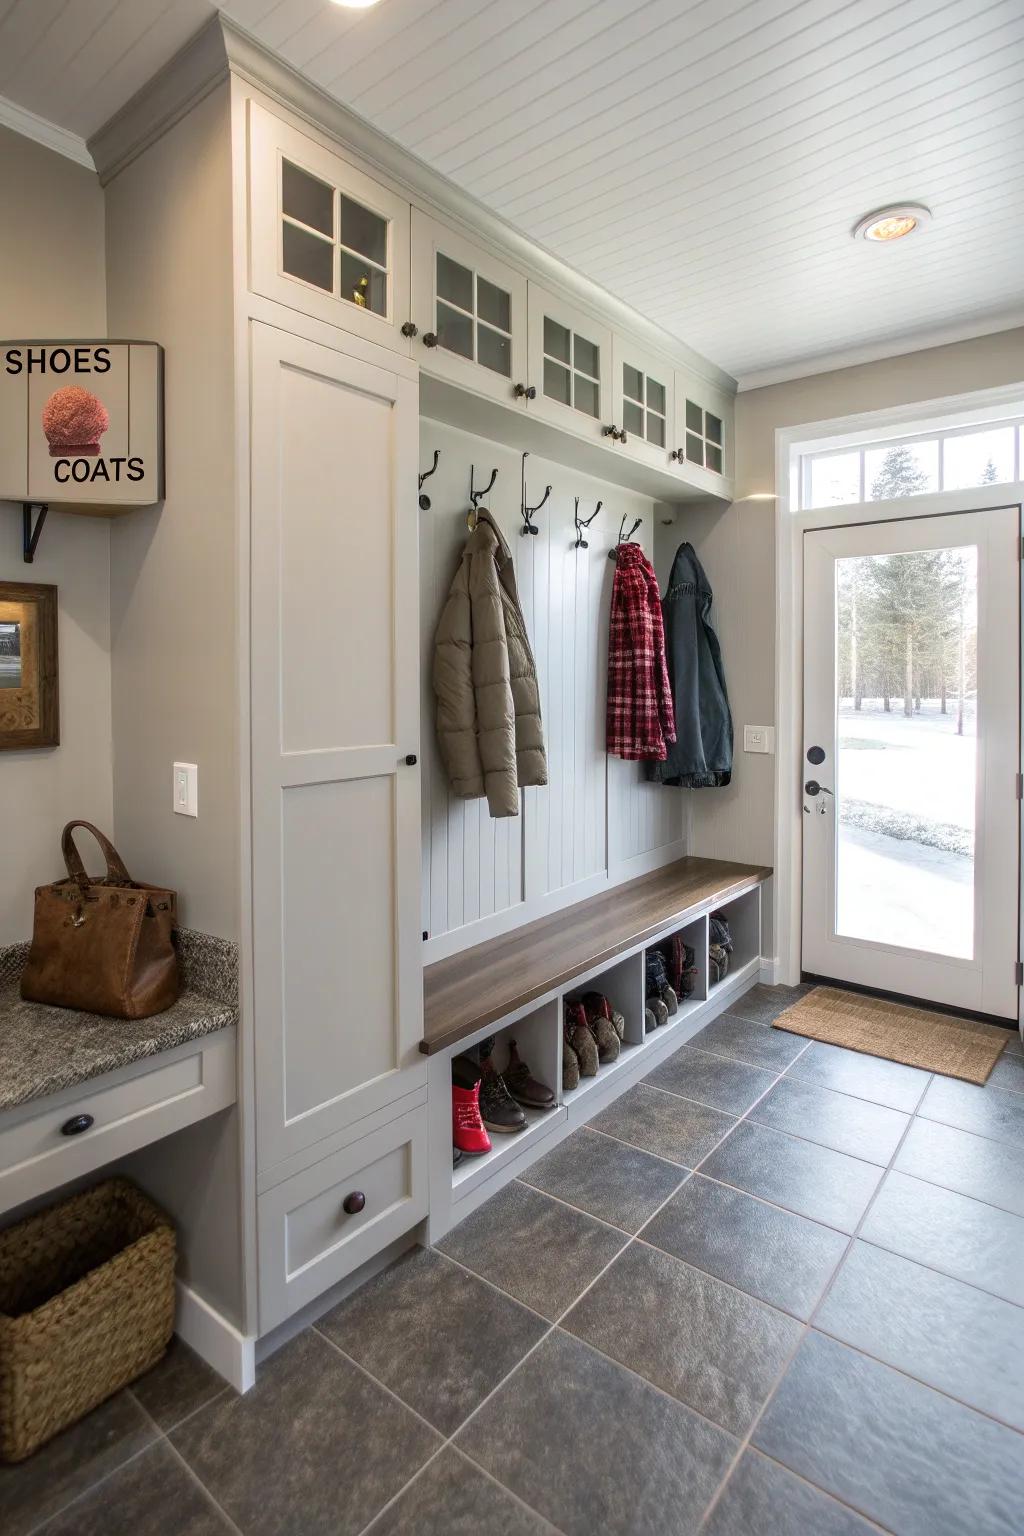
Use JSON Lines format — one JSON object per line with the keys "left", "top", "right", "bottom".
{"left": 0, "top": 340, "right": 163, "bottom": 511}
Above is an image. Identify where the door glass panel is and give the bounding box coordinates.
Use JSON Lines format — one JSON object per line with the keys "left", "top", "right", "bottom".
{"left": 339, "top": 196, "right": 387, "bottom": 267}
{"left": 834, "top": 546, "right": 977, "bottom": 959}
{"left": 686, "top": 399, "right": 703, "bottom": 434}
{"left": 544, "top": 317, "right": 571, "bottom": 364}
{"left": 340, "top": 252, "right": 387, "bottom": 316}
{"left": 282, "top": 160, "right": 333, "bottom": 236}
{"left": 436, "top": 301, "right": 473, "bottom": 359}
{"left": 544, "top": 357, "right": 571, "bottom": 405}
{"left": 477, "top": 323, "right": 511, "bottom": 376}
{"left": 647, "top": 377, "right": 666, "bottom": 415}
{"left": 686, "top": 431, "right": 704, "bottom": 464}
{"left": 574, "top": 334, "right": 599, "bottom": 378}
{"left": 623, "top": 399, "right": 644, "bottom": 436}
{"left": 705, "top": 443, "right": 722, "bottom": 473}
{"left": 437, "top": 252, "right": 473, "bottom": 312}
{"left": 647, "top": 413, "right": 666, "bottom": 448}
{"left": 477, "top": 277, "right": 510, "bottom": 333}
{"left": 573, "top": 373, "right": 599, "bottom": 417}
{"left": 705, "top": 411, "right": 722, "bottom": 445}
{"left": 283, "top": 223, "right": 334, "bottom": 291}
{"left": 623, "top": 364, "right": 643, "bottom": 402}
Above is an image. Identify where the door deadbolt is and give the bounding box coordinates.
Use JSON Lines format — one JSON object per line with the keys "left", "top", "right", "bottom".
{"left": 807, "top": 745, "right": 826, "bottom": 765}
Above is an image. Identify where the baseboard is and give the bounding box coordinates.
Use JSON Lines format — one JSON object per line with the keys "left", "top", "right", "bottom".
{"left": 759, "top": 957, "right": 780, "bottom": 985}
{"left": 176, "top": 1279, "right": 257, "bottom": 1395}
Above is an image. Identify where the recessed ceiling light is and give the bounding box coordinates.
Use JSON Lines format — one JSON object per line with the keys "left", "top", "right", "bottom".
{"left": 330, "top": 0, "right": 381, "bottom": 8}
{"left": 853, "top": 204, "right": 931, "bottom": 242}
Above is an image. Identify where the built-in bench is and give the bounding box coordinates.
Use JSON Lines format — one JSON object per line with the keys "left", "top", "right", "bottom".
{"left": 422, "top": 856, "right": 771, "bottom": 1239}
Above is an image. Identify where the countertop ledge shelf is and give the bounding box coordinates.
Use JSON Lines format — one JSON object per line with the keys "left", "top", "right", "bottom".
{"left": 422, "top": 855, "right": 771, "bottom": 1055}
{"left": 0, "top": 983, "right": 238, "bottom": 1113}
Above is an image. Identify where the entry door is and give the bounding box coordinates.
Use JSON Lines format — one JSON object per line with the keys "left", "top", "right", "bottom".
{"left": 802, "top": 507, "right": 1020, "bottom": 1019}
{"left": 250, "top": 324, "right": 423, "bottom": 1173}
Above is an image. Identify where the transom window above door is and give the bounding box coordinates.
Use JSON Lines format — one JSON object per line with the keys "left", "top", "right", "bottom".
{"left": 542, "top": 317, "right": 601, "bottom": 418}
{"left": 684, "top": 399, "right": 723, "bottom": 473}
{"left": 433, "top": 252, "right": 512, "bottom": 377}
{"left": 622, "top": 363, "right": 667, "bottom": 447}
{"left": 280, "top": 158, "right": 391, "bottom": 318}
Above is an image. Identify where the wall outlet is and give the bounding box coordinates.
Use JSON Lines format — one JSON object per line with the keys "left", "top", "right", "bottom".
{"left": 743, "top": 725, "right": 775, "bottom": 755}
{"left": 173, "top": 762, "right": 198, "bottom": 817}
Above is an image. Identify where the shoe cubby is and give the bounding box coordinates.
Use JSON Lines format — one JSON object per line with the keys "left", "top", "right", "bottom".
{"left": 451, "top": 998, "right": 565, "bottom": 1198}
{"left": 560, "top": 950, "right": 646, "bottom": 1104}
{"left": 645, "top": 914, "right": 709, "bottom": 1032}
{"left": 708, "top": 886, "right": 761, "bottom": 991}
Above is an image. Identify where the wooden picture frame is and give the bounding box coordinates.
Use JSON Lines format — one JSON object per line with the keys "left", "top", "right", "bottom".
{"left": 0, "top": 581, "right": 58, "bottom": 749}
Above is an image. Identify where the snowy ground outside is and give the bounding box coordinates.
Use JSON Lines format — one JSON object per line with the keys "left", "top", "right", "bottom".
{"left": 834, "top": 700, "right": 976, "bottom": 959}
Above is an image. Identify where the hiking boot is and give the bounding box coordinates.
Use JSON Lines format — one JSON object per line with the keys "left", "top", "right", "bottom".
{"left": 505, "top": 1039, "right": 556, "bottom": 1109}
{"left": 565, "top": 999, "right": 599, "bottom": 1076}
{"left": 452, "top": 1075, "right": 491, "bottom": 1157}
{"left": 479, "top": 1056, "right": 528, "bottom": 1134}
{"left": 582, "top": 990, "right": 626, "bottom": 1041}
{"left": 648, "top": 996, "right": 669, "bottom": 1028}
{"left": 645, "top": 1006, "right": 658, "bottom": 1034}
{"left": 563, "top": 1037, "right": 580, "bottom": 1091}
{"left": 581, "top": 993, "right": 620, "bottom": 1063}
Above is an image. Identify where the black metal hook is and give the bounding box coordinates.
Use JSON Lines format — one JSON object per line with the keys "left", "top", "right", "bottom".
{"left": 23, "top": 503, "right": 48, "bottom": 564}
{"left": 608, "top": 514, "right": 643, "bottom": 560}
{"left": 418, "top": 449, "right": 440, "bottom": 510}
{"left": 573, "top": 496, "right": 602, "bottom": 550}
{"left": 469, "top": 464, "right": 498, "bottom": 524}
{"left": 519, "top": 451, "right": 550, "bottom": 537}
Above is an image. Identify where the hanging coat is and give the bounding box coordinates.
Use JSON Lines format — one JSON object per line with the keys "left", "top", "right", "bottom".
{"left": 606, "top": 541, "right": 675, "bottom": 761}
{"left": 646, "top": 542, "right": 733, "bottom": 788}
{"left": 433, "top": 510, "right": 547, "bottom": 818}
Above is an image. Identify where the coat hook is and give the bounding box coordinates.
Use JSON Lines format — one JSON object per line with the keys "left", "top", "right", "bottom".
{"left": 418, "top": 448, "right": 440, "bottom": 510}
{"left": 22, "top": 502, "right": 48, "bottom": 564}
{"left": 573, "top": 496, "right": 602, "bottom": 550}
{"left": 468, "top": 464, "right": 498, "bottom": 528}
{"left": 519, "top": 451, "right": 550, "bottom": 537}
{"left": 608, "top": 514, "right": 642, "bottom": 560}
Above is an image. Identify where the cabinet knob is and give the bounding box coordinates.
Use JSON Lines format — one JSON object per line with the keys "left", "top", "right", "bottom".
{"left": 61, "top": 1113, "right": 94, "bottom": 1136}
{"left": 602, "top": 425, "right": 626, "bottom": 443}
{"left": 342, "top": 1191, "right": 366, "bottom": 1216}
{"left": 404, "top": 753, "right": 418, "bottom": 766}
{"left": 670, "top": 448, "right": 684, "bottom": 462}
{"left": 422, "top": 332, "right": 439, "bottom": 348}
{"left": 401, "top": 321, "right": 419, "bottom": 338}
{"left": 513, "top": 383, "right": 536, "bottom": 400}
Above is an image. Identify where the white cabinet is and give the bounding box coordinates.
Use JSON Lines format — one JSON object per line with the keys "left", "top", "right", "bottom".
{"left": 527, "top": 283, "right": 612, "bottom": 444}
{"left": 249, "top": 102, "right": 412, "bottom": 356}
{"left": 250, "top": 324, "right": 424, "bottom": 1177}
{"left": 411, "top": 210, "right": 528, "bottom": 406}
{"left": 610, "top": 336, "right": 674, "bottom": 469}
{"left": 671, "top": 370, "right": 734, "bottom": 489}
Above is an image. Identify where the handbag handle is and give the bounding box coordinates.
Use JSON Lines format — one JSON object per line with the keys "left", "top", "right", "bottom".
{"left": 61, "top": 821, "right": 135, "bottom": 891}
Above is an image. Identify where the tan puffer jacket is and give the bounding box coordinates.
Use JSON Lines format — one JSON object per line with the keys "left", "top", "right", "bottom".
{"left": 433, "top": 511, "right": 547, "bottom": 818}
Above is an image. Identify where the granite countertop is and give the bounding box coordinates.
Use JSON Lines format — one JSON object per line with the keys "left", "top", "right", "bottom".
{"left": 0, "top": 930, "right": 238, "bottom": 1114}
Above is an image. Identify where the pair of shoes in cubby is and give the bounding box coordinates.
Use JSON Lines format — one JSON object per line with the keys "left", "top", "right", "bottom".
{"left": 562, "top": 993, "right": 625, "bottom": 1090}
{"left": 452, "top": 1040, "right": 555, "bottom": 1158}
{"left": 656, "top": 934, "right": 699, "bottom": 1003}
{"left": 645, "top": 950, "right": 678, "bottom": 1031}
{"left": 709, "top": 912, "right": 733, "bottom": 986}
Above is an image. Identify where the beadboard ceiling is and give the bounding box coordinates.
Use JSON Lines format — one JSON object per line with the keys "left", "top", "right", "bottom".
{"left": 1, "top": 0, "right": 1022, "bottom": 385}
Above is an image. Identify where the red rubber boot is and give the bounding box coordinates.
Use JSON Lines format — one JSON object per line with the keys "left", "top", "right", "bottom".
{"left": 452, "top": 1079, "right": 491, "bottom": 1157}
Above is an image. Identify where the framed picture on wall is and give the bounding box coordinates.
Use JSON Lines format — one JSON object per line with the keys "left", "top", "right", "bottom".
{"left": 0, "top": 581, "right": 58, "bottom": 750}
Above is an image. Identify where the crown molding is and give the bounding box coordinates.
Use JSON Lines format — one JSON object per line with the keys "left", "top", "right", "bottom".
{"left": 736, "top": 310, "right": 1024, "bottom": 393}
{"left": 87, "top": 14, "right": 736, "bottom": 398}
{"left": 0, "top": 93, "right": 93, "bottom": 171}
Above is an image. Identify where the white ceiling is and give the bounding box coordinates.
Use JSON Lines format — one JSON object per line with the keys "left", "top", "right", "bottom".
{"left": 1, "top": 0, "right": 1022, "bottom": 385}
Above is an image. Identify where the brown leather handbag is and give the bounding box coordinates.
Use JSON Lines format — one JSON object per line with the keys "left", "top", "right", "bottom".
{"left": 21, "top": 822, "right": 179, "bottom": 1019}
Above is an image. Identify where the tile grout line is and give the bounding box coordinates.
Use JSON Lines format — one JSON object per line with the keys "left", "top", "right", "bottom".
{"left": 694, "top": 1068, "right": 937, "bottom": 1533}
{"left": 116, "top": 1394, "right": 247, "bottom": 1536}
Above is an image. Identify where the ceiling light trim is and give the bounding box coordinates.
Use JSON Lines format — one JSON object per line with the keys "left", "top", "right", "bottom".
{"left": 0, "top": 92, "right": 94, "bottom": 171}
{"left": 853, "top": 203, "right": 932, "bottom": 242}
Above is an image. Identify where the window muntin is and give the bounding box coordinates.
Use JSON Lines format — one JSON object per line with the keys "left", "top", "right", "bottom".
{"left": 542, "top": 317, "right": 601, "bottom": 418}
{"left": 684, "top": 400, "right": 724, "bottom": 473}
{"left": 800, "top": 419, "right": 1024, "bottom": 510}
{"left": 434, "top": 252, "right": 512, "bottom": 377}
{"left": 623, "top": 363, "right": 667, "bottom": 447}
{"left": 280, "top": 158, "right": 391, "bottom": 319}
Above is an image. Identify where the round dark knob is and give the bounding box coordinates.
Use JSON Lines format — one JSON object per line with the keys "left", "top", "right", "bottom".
{"left": 670, "top": 448, "right": 684, "bottom": 462}
{"left": 405, "top": 753, "right": 417, "bottom": 766}
{"left": 342, "top": 1191, "right": 366, "bottom": 1216}
{"left": 807, "top": 745, "right": 826, "bottom": 765}
{"left": 603, "top": 425, "right": 622, "bottom": 441}
{"left": 422, "top": 332, "right": 438, "bottom": 348}
{"left": 61, "top": 1113, "right": 94, "bottom": 1136}
{"left": 513, "top": 383, "right": 536, "bottom": 400}
{"left": 401, "top": 321, "right": 418, "bottom": 338}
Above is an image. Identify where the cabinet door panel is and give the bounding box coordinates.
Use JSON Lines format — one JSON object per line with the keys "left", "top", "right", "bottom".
{"left": 527, "top": 283, "right": 612, "bottom": 443}
{"left": 411, "top": 209, "right": 527, "bottom": 405}
{"left": 610, "top": 336, "right": 674, "bottom": 469}
{"left": 249, "top": 101, "right": 411, "bottom": 356}
{"left": 251, "top": 324, "right": 423, "bottom": 1173}
{"left": 671, "top": 370, "right": 734, "bottom": 491}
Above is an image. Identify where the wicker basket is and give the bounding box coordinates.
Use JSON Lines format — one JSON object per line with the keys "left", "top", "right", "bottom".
{"left": 0, "top": 1178, "right": 176, "bottom": 1462}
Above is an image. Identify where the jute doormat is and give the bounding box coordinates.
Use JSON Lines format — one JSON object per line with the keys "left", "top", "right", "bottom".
{"left": 772, "top": 986, "right": 1008, "bottom": 1085}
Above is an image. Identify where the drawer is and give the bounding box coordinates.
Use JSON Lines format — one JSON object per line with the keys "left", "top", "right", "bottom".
{"left": 258, "top": 1103, "right": 428, "bottom": 1333}
{"left": 0, "top": 1030, "right": 237, "bottom": 1215}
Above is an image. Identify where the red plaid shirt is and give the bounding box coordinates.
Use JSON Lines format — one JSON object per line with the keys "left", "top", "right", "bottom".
{"left": 607, "top": 542, "right": 676, "bottom": 760}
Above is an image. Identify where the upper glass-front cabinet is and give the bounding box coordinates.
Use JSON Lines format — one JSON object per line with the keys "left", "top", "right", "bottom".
{"left": 527, "top": 284, "right": 612, "bottom": 442}
{"left": 411, "top": 210, "right": 527, "bottom": 404}
{"left": 249, "top": 103, "right": 411, "bottom": 355}
{"left": 610, "top": 338, "right": 674, "bottom": 466}
{"left": 671, "top": 373, "right": 734, "bottom": 486}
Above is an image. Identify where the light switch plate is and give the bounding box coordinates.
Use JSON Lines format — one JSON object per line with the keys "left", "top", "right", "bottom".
{"left": 743, "top": 725, "right": 775, "bottom": 755}
{"left": 173, "top": 761, "right": 198, "bottom": 817}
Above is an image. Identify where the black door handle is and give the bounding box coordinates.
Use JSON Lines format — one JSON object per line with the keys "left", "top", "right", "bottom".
{"left": 805, "top": 780, "right": 833, "bottom": 797}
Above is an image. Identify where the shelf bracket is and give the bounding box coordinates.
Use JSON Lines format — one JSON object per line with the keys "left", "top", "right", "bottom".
{"left": 22, "top": 503, "right": 48, "bottom": 564}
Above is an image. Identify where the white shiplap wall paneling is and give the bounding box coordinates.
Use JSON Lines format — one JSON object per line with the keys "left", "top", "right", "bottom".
{"left": 420, "top": 420, "right": 685, "bottom": 954}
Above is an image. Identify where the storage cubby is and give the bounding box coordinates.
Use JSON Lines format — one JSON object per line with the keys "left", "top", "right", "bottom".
{"left": 708, "top": 887, "right": 761, "bottom": 991}
{"left": 561, "top": 951, "right": 645, "bottom": 1104}
{"left": 645, "top": 915, "right": 708, "bottom": 1031}
{"left": 451, "top": 998, "right": 564, "bottom": 1197}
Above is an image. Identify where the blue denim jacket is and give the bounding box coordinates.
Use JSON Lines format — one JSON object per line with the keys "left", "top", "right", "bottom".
{"left": 645, "top": 543, "right": 733, "bottom": 788}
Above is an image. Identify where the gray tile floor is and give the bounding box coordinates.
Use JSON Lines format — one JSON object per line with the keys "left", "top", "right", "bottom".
{"left": 3, "top": 985, "right": 1023, "bottom": 1535}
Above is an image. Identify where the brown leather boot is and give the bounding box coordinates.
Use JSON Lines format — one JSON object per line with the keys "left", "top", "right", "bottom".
{"left": 505, "top": 1039, "right": 556, "bottom": 1109}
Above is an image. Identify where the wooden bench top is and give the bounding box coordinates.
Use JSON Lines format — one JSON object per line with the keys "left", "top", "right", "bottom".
{"left": 421, "top": 856, "right": 771, "bottom": 1055}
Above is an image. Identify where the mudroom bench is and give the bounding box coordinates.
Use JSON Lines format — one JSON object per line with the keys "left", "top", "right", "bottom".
{"left": 423, "top": 856, "right": 771, "bottom": 1241}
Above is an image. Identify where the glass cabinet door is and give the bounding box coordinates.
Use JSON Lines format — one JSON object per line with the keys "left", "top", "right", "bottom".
{"left": 526, "top": 284, "right": 612, "bottom": 442}
{"left": 249, "top": 102, "right": 412, "bottom": 355}
{"left": 410, "top": 210, "right": 528, "bottom": 405}
{"left": 671, "top": 372, "right": 734, "bottom": 488}
{"left": 611, "top": 337, "right": 674, "bottom": 465}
